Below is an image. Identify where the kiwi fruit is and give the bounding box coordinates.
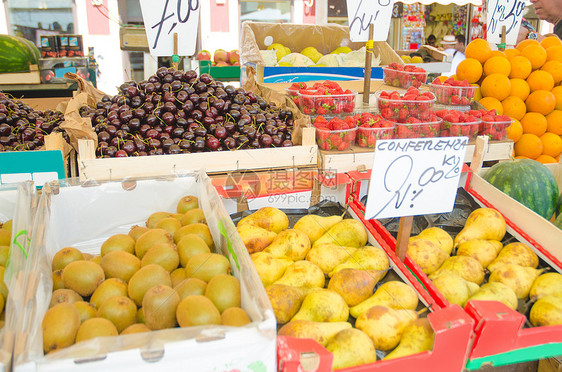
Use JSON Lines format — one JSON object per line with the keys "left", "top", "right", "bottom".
{"left": 90, "top": 255, "right": 102, "bottom": 265}
{"left": 170, "top": 268, "right": 187, "bottom": 287}
{"left": 129, "top": 225, "right": 149, "bottom": 241}
{"left": 0, "top": 230, "right": 10, "bottom": 246}
{"left": 176, "top": 195, "right": 199, "bottom": 214}
{"left": 154, "top": 217, "right": 182, "bottom": 235}
{"left": 42, "top": 303, "right": 80, "bottom": 353}
{"left": 0, "top": 293, "right": 4, "bottom": 314}
{"left": 75, "top": 317, "right": 118, "bottom": 343}
{"left": 180, "top": 208, "right": 206, "bottom": 226}
{"left": 121, "top": 323, "right": 151, "bottom": 335}
{"left": 0, "top": 245, "right": 9, "bottom": 267}
{"left": 176, "top": 295, "right": 220, "bottom": 327}
{"left": 128, "top": 264, "right": 172, "bottom": 306}
{"left": 72, "top": 301, "right": 97, "bottom": 323}
{"left": 141, "top": 243, "right": 180, "bottom": 272}
{"left": 174, "top": 223, "right": 213, "bottom": 247}
{"left": 185, "top": 253, "right": 231, "bottom": 282}
{"left": 174, "top": 278, "right": 207, "bottom": 300}
{"left": 100, "top": 250, "right": 141, "bottom": 282}
{"left": 205, "top": 274, "right": 241, "bottom": 313}
{"left": 177, "top": 234, "right": 211, "bottom": 267}
{"left": 62, "top": 260, "right": 105, "bottom": 297}
{"left": 52, "top": 247, "right": 84, "bottom": 271}
{"left": 0, "top": 266, "right": 7, "bottom": 300}
{"left": 1, "top": 219, "right": 12, "bottom": 232}
{"left": 143, "top": 285, "right": 180, "bottom": 330}
{"left": 49, "top": 288, "right": 83, "bottom": 308}
{"left": 90, "top": 278, "right": 128, "bottom": 309}
{"left": 171, "top": 213, "right": 184, "bottom": 223}
{"left": 100, "top": 234, "right": 135, "bottom": 256}
{"left": 97, "top": 295, "right": 137, "bottom": 333}
{"left": 82, "top": 253, "right": 93, "bottom": 260}
{"left": 221, "top": 307, "right": 251, "bottom": 326}
{"left": 52, "top": 270, "right": 64, "bottom": 291}
{"left": 146, "top": 212, "right": 172, "bottom": 229}
{"left": 137, "top": 307, "right": 145, "bottom": 323}
{"left": 135, "top": 229, "right": 174, "bottom": 259}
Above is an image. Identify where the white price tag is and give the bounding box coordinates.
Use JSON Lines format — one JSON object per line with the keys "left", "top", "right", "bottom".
{"left": 139, "top": 0, "right": 200, "bottom": 57}
{"left": 365, "top": 137, "right": 468, "bottom": 220}
{"left": 486, "top": 0, "right": 526, "bottom": 45}
{"left": 346, "top": 0, "right": 395, "bottom": 42}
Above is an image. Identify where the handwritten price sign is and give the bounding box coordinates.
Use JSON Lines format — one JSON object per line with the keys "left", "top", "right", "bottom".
{"left": 487, "top": 0, "right": 526, "bottom": 45}
{"left": 365, "top": 137, "right": 468, "bottom": 220}
{"left": 346, "top": 0, "right": 395, "bottom": 42}
{"left": 139, "top": 0, "right": 200, "bottom": 56}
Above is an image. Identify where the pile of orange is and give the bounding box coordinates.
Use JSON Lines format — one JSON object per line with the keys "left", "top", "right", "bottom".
{"left": 457, "top": 36, "right": 562, "bottom": 163}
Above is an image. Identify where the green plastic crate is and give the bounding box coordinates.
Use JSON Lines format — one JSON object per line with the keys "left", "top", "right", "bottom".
{"left": 198, "top": 60, "right": 240, "bottom": 81}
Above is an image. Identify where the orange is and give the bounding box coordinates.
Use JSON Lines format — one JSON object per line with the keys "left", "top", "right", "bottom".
{"left": 509, "top": 56, "right": 532, "bottom": 79}
{"left": 465, "top": 39, "right": 492, "bottom": 64}
{"left": 504, "top": 48, "right": 521, "bottom": 60}
{"left": 535, "top": 154, "right": 558, "bottom": 163}
{"left": 526, "top": 90, "right": 556, "bottom": 115}
{"left": 481, "top": 74, "right": 512, "bottom": 101}
{"left": 514, "top": 155, "right": 529, "bottom": 159}
{"left": 506, "top": 119, "right": 523, "bottom": 142}
{"left": 541, "top": 60, "right": 562, "bottom": 84}
{"left": 490, "top": 50, "right": 507, "bottom": 58}
{"left": 541, "top": 36, "right": 562, "bottom": 49}
{"left": 516, "top": 39, "right": 539, "bottom": 52}
{"left": 546, "top": 46, "right": 562, "bottom": 62}
{"left": 501, "top": 96, "right": 526, "bottom": 121}
{"left": 552, "top": 86, "right": 562, "bottom": 110}
{"left": 520, "top": 112, "right": 548, "bottom": 136}
{"left": 521, "top": 44, "right": 548, "bottom": 70}
{"left": 540, "top": 132, "right": 562, "bottom": 157}
{"left": 526, "top": 70, "right": 555, "bottom": 92}
{"left": 483, "top": 56, "right": 511, "bottom": 77}
{"left": 456, "top": 58, "right": 483, "bottom": 84}
{"left": 509, "top": 78, "right": 530, "bottom": 101}
{"left": 479, "top": 97, "right": 504, "bottom": 115}
{"left": 514, "top": 133, "right": 543, "bottom": 159}
{"left": 546, "top": 110, "right": 562, "bottom": 135}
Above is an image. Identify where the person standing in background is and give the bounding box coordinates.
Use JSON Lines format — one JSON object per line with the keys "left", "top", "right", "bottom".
{"left": 441, "top": 34, "right": 466, "bottom": 76}
{"left": 517, "top": 0, "right": 562, "bottom": 42}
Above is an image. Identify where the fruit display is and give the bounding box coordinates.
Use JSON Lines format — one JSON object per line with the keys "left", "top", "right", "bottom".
{"left": 383, "top": 63, "right": 428, "bottom": 89}
{"left": 477, "top": 111, "right": 512, "bottom": 141}
{"left": 296, "top": 81, "right": 357, "bottom": 115}
{"left": 429, "top": 77, "right": 476, "bottom": 106}
{"left": 377, "top": 88, "right": 436, "bottom": 122}
{"left": 435, "top": 109, "right": 481, "bottom": 139}
{"left": 195, "top": 49, "right": 240, "bottom": 66}
{"left": 395, "top": 117, "right": 442, "bottom": 139}
{"left": 262, "top": 44, "right": 381, "bottom": 67}
{"left": 78, "top": 67, "right": 295, "bottom": 158}
{"left": 0, "top": 34, "right": 40, "bottom": 73}
{"left": 0, "top": 219, "right": 11, "bottom": 329}
{"left": 286, "top": 82, "right": 305, "bottom": 107}
{"left": 312, "top": 116, "right": 357, "bottom": 151}
{"left": 355, "top": 113, "right": 395, "bottom": 148}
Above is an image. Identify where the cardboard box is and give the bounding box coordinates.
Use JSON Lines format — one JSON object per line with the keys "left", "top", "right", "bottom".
{"left": 39, "top": 58, "right": 89, "bottom": 84}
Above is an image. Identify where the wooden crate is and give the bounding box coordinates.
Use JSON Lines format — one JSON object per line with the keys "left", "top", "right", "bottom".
{"left": 0, "top": 65, "right": 40, "bottom": 85}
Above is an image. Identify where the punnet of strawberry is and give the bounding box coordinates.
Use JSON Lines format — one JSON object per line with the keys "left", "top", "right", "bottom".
{"left": 355, "top": 112, "right": 395, "bottom": 148}
{"left": 470, "top": 109, "right": 512, "bottom": 141}
{"left": 429, "top": 77, "right": 476, "bottom": 106}
{"left": 296, "top": 80, "right": 357, "bottom": 115}
{"left": 313, "top": 115, "right": 358, "bottom": 151}
{"left": 435, "top": 109, "right": 481, "bottom": 140}
{"left": 377, "top": 87, "right": 436, "bottom": 123}
{"left": 286, "top": 82, "right": 306, "bottom": 107}
{"left": 383, "top": 63, "right": 428, "bottom": 89}
{"left": 394, "top": 115, "right": 443, "bottom": 139}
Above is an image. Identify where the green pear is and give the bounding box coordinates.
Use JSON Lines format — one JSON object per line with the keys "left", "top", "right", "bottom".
{"left": 407, "top": 238, "right": 449, "bottom": 275}
{"left": 411, "top": 227, "right": 453, "bottom": 255}
{"left": 294, "top": 214, "right": 343, "bottom": 244}
{"left": 530, "top": 273, "right": 562, "bottom": 301}
{"left": 355, "top": 305, "right": 418, "bottom": 351}
{"left": 328, "top": 269, "right": 379, "bottom": 307}
{"left": 350, "top": 281, "right": 419, "bottom": 318}
{"left": 454, "top": 208, "right": 506, "bottom": 248}
{"left": 489, "top": 264, "right": 543, "bottom": 299}
{"left": 431, "top": 256, "right": 484, "bottom": 285}
{"left": 278, "top": 320, "right": 352, "bottom": 346}
{"left": 251, "top": 252, "right": 293, "bottom": 287}
{"left": 237, "top": 224, "right": 277, "bottom": 254}
{"left": 273, "top": 260, "right": 325, "bottom": 288}
{"left": 329, "top": 246, "right": 389, "bottom": 279}
{"left": 466, "top": 282, "right": 518, "bottom": 310}
{"left": 383, "top": 318, "right": 434, "bottom": 360}
{"left": 430, "top": 271, "right": 479, "bottom": 307}
{"left": 456, "top": 240, "right": 503, "bottom": 268}
{"left": 306, "top": 243, "right": 357, "bottom": 274}
{"left": 487, "top": 242, "right": 539, "bottom": 272}
{"left": 238, "top": 207, "right": 289, "bottom": 233}
{"left": 326, "top": 328, "right": 377, "bottom": 369}
{"left": 530, "top": 295, "right": 562, "bottom": 327}
{"left": 264, "top": 229, "right": 311, "bottom": 261}
{"left": 313, "top": 219, "right": 368, "bottom": 248}
{"left": 291, "top": 289, "right": 349, "bottom": 322}
{"left": 265, "top": 284, "right": 308, "bottom": 324}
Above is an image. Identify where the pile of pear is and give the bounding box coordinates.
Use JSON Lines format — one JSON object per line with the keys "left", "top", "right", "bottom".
{"left": 238, "top": 207, "right": 435, "bottom": 369}
{"left": 0, "top": 220, "right": 11, "bottom": 328}
{"left": 406, "top": 207, "right": 562, "bottom": 327}
{"left": 42, "top": 196, "right": 251, "bottom": 355}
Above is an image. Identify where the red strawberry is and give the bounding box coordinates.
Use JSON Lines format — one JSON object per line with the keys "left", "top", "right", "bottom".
{"left": 450, "top": 95, "right": 461, "bottom": 105}
{"left": 380, "top": 108, "right": 393, "bottom": 119}
{"left": 398, "top": 108, "right": 409, "bottom": 121}
{"left": 460, "top": 96, "right": 470, "bottom": 105}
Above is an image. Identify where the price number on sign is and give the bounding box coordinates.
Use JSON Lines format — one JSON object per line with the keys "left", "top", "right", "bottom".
{"left": 346, "top": 0, "right": 395, "bottom": 42}
{"left": 365, "top": 137, "right": 468, "bottom": 220}
{"left": 139, "top": 0, "right": 200, "bottom": 56}
{"left": 487, "top": 0, "right": 526, "bottom": 45}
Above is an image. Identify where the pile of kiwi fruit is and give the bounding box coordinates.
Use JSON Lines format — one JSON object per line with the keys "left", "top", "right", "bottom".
{"left": 0, "top": 220, "right": 10, "bottom": 328}
{"left": 43, "top": 195, "right": 251, "bottom": 355}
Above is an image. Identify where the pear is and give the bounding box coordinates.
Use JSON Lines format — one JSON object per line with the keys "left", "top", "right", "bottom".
{"left": 350, "top": 281, "right": 419, "bottom": 318}
{"left": 530, "top": 273, "right": 562, "bottom": 301}
{"left": 355, "top": 305, "right": 418, "bottom": 351}
{"left": 430, "top": 271, "right": 479, "bottom": 306}
{"left": 273, "top": 260, "right": 325, "bottom": 288}
{"left": 313, "top": 219, "right": 368, "bottom": 248}
{"left": 454, "top": 208, "right": 506, "bottom": 248}
{"left": 530, "top": 295, "right": 562, "bottom": 327}
{"left": 328, "top": 269, "right": 379, "bottom": 307}
{"left": 456, "top": 240, "right": 503, "bottom": 268}
{"left": 487, "top": 242, "right": 539, "bottom": 272}
{"left": 407, "top": 239, "right": 449, "bottom": 275}
{"left": 326, "top": 328, "right": 377, "bottom": 369}
{"left": 306, "top": 243, "right": 357, "bottom": 274}
{"left": 237, "top": 207, "right": 289, "bottom": 233}
{"left": 251, "top": 252, "right": 293, "bottom": 287}
{"left": 291, "top": 289, "right": 349, "bottom": 322}
{"left": 264, "top": 229, "right": 311, "bottom": 261}
{"left": 412, "top": 227, "right": 453, "bottom": 255}
{"left": 466, "top": 282, "right": 518, "bottom": 310}
{"left": 488, "top": 264, "right": 543, "bottom": 299}
{"left": 266, "top": 284, "right": 308, "bottom": 324}
{"left": 383, "top": 318, "right": 434, "bottom": 360}
{"left": 431, "top": 256, "right": 485, "bottom": 285}
{"left": 278, "top": 320, "right": 351, "bottom": 347}
{"left": 294, "top": 214, "right": 343, "bottom": 244}
{"left": 237, "top": 224, "right": 277, "bottom": 254}
{"left": 329, "top": 246, "right": 389, "bottom": 280}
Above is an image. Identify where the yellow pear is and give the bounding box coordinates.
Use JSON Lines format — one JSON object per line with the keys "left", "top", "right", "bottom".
{"left": 294, "top": 214, "right": 343, "bottom": 244}
{"left": 489, "top": 264, "right": 543, "bottom": 299}
{"left": 383, "top": 318, "right": 434, "bottom": 360}
{"left": 530, "top": 273, "right": 562, "bottom": 301}
{"left": 456, "top": 240, "right": 503, "bottom": 268}
{"left": 355, "top": 305, "right": 418, "bottom": 351}
{"left": 412, "top": 227, "right": 453, "bottom": 255}
{"left": 329, "top": 246, "right": 389, "bottom": 279}
{"left": 237, "top": 224, "right": 277, "bottom": 254}
{"left": 407, "top": 239, "right": 449, "bottom": 275}
{"left": 326, "top": 328, "right": 377, "bottom": 369}
{"left": 431, "top": 256, "right": 485, "bottom": 285}
{"left": 530, "top": 295, "right": 562, "bottom": 327}
{"left": 273, "top": 260, "right": 325, "bottom": 288}
{"left": 487, "top": 242, "right": 539, "bottom": 272}
{"left": 313, "top": 219, "right": 368, "bottom": 248}
{"left": 251, "top": 252, "right": 293, "bottom": 287}
{"left": 266, "top": 284, "right": 308, "bottom": 324}
{"left": 237, "top": 207, "right": 289, "bottom": 233}
{"left": 278, "top": 320, "right": 352, "bottom": 346}
{"left": 306, "top": 243, "right": 356, "bottom": 274}
{"left": 350, "top": 281, "right": 418, "bottom": 318}
{"left": 264, "top": 229, "right": 311, "bottom": 261}
{"left": 466, "top": 282, "right": 518, "bottom": 310}
{"left": 328, "top": 269, "right": 379, "bottom": 306}
{"left": 430, "top": 271, "right": 479, "bottom": 306}
{"left": 454, "top": 208, "right": 506, "bottom": 248}
{"left": 291, "top": 289, "right": 349, "bottom": 322}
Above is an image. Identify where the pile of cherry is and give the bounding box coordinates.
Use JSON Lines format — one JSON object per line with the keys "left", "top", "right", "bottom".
{"left": 79, "top": 67, "right": 295, "bottom": 158}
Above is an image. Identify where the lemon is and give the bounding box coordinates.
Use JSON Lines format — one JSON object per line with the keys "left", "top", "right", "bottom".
{"left": 314, "top": 64, "right": 327, "bottom": 67}
{"left": 411, "top": 56, "right": 424, "bottom": 63}
{"left": 301, "top": 47, "right": 323, "bottom": 64}
{"left": 331, "top": 46, "right": 353, "bottom": 54}
{"left": 278, "top": 62, "right": 293, "bottom": 67}
{"left": 267, "top": 43, "right": 289, "bottom": 61}
{"left": 401, "top": 55, "right": 412, "bottom": 63}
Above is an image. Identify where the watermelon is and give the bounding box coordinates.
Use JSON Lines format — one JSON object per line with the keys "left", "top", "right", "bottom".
{"left": 0, "top": 34, "right": 35, "bottom": 73}
{"left": 557, "top": 193, "right": 562, "bottom": 217}
{"left": 14, "top": 36, "right": 40, "bottom": 64}
{"left": 483, "top": 159, "right": 559, "bottom": 220}
{"left": 556, "top": 213, "right": 562, "bottom": 230}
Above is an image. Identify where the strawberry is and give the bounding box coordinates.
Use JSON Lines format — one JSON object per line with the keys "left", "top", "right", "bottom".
{"left": 450, "top": 125, "right": 462, "bottom": 136}
{"left": 290, "top": 82, "right": 307, "bottom": 90}
{"left": 316, "top": 106, "right": 327, "bottom": 115}
{"left": 412, "top": 80, "right": 422, "bottom": 88}
{"left": 317, "top": 129, "right": 330, "bottom": 141}
{"left": 432, "top": 78, "right": 442, "bottom": 85}
{"left": 380, "top": 108, "right": 393, "bottom": 119}
{"left": 460, "top": 96, "right": 470, "bottom": 105}
{"left": 407, "top": 87, "right": 420, "bottom": 96}
{"left": 450, "top": 95, "right": 461, "bottom": 105}
{"left": 406, "top": 117, "right": 421, "bottom": 124}
{"left": 330, "top": 134, "right": 342, "bottom": 147}
{"left": 398, "top": 108, "right": 409, "bottom": 121}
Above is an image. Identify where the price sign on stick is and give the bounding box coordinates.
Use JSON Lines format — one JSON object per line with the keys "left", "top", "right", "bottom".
{"left": 346, "top": 0, "right": 395, "bottom": 42}
{"left": 486, "top": 0, "right": 526, "bottom": 45}
{"left": 139, "top": 0, "right": 200, "bottom": 56}
{"left": 365, "top": 137, "right": 468, "bottom": 220}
